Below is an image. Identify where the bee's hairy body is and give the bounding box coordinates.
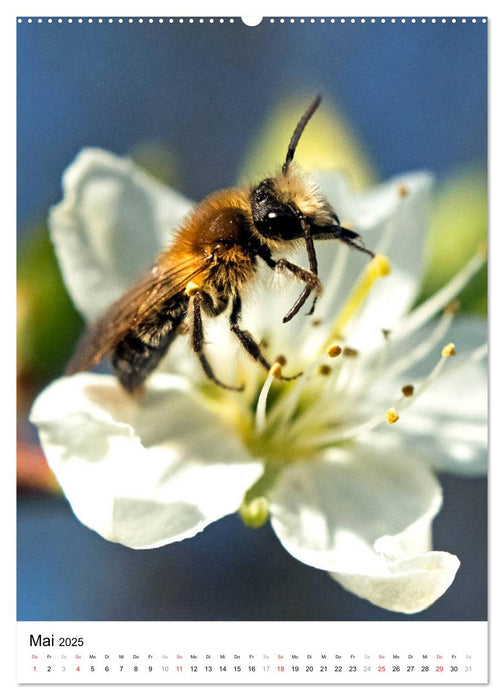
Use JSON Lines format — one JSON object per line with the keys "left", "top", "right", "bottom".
{"left": 112, "top": 190, "right": 260, "bottom": 392}
{"left": 66, "top": 96, "right": 374, "bottom": 392}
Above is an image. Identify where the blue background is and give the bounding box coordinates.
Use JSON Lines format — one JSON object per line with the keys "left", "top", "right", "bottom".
{"left": 17, "top": 16, "right": 487, "bottom": 621}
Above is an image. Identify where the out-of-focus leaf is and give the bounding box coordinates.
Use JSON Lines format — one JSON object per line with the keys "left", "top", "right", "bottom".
{"left": 418, "top": 164, "right": 487, "bottom": 315}
{"left": 17, "top": 223, "right": 83, "bottom": 389}
{"left": 240, "top": 95, "right": 376, "bottom": 190}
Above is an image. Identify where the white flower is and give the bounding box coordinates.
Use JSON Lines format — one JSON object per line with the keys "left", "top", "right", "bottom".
{"left": 30, "top": 149, "right": 487, "bottom": 614}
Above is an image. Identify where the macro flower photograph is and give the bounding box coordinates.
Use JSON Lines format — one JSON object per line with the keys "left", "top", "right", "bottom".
{"left": 17, "top": 16, "right": 487, "bottom": 622}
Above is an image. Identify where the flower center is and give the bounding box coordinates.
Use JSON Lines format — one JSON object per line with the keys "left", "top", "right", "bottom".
{"left": 235, "top": 243, "right": 487, "bottom": 528}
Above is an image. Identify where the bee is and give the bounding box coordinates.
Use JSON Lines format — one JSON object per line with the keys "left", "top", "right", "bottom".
{"left": 66, "top": 95, "right": 373, "bottom": 392}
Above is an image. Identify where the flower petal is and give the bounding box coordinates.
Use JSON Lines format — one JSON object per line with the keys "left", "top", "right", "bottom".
{"left": 269, "top": 442, "right": 458, "bottom": 612}
{"left": 30, "top": 373, "right": 263, "bottom": 548}
{"left": 373, "top": 315, "right": 488, "bottom": 475}
{"left": 332, "top": 551, "right": 460, "bottom": 614}
{"left": 396, "top": 359, "right": 487, "bottom": 476}
{"left": 345, "top": 172, "right": 434, "bottom": 351}
{"left": 49, "top": 148, "right": 194, "bottom": 321}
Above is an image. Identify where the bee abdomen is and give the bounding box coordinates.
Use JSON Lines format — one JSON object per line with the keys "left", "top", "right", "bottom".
{"left": 112, "top": 292, "right": 188, "bottom": 393}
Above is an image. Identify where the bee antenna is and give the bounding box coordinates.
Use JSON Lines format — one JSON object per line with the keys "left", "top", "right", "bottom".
{"left": 282, "top": 94, "right": 322, "bottom": 176}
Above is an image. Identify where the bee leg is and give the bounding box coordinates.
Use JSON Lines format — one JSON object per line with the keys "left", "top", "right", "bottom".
{"left": 189, "top": 290, "right": 244, "bottom": 391}
{"left": 229, "top": 295, "right": 301, "bottom": 381}
{"left": 256, "top": 246, "right": 322, "bottom": 323}
{"left": 274, "top": 259, "right": 323, "bottom": 323}
{"left": 301, "top": 217, "right": 319, "bottom": 319}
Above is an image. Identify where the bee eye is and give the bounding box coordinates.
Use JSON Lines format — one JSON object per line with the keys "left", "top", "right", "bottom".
{"left": 251, "top": 181, "right": 303, "bottom": 241}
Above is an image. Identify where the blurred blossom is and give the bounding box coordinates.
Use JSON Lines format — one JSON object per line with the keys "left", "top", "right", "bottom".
{"left": 240, "top": 96, "right": 376, "bottom": 190}
{"left": 30, "top": 148, "right": 486, "bottom": 613}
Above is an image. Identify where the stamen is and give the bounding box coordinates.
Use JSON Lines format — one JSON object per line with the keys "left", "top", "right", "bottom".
{"left": 442, "top": 342, "right": 456, "bottom": 357}
{"left": 255, "top": 363, "right": 282, "bottom": 433}
{"left": 327, "top": 344, "right": 342, "bottom": 358}
{"left": 400, "top": 342, "right": 457, "bottom": 405}
{"left": 289, "top": 346, "right": 360, "bottom": 435}
{"left": 315, "top": 244, "right": 349, "bottom": 318}
{"left": 328, "top": 254, "right": 391, "bottom": 342}
{"left": 305, "top": 341, "right": 459, "bottom": 449}
{"left": 382, "top": 303, "right": 457, "bottom": 380}
{"left": 444, "top": 299, "right": 460, "bottom": 315}
{"left": 303, "top": 408, "right": 396, "bottom": 447}
{"left": 394, "top": 250, "right": 486, "bottom": 343}
{"left": 386, "top": 408, "right": 400, "bottom": 424}
{"left": 270, "top": 345, "right": 344, "bottom": 430}
{"left": 398, "top": 184, "right": 409, "bottom": 198}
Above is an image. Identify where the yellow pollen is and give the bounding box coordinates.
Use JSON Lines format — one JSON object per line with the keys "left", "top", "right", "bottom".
{"left": 398, "top": 184, "right": 409, "bottom": 198}
{"left": 327, "top": 344, "right": 342, "bottom": 358}
{"left": 328, "top": 254, "right": 391, "bottom": 340}
{"left": 185, "top": 281, "right": 201, "bottom": 297}
{"left": 386, "top": 408, "right": 400, "bottom": 424}
{"left": 401, "top": 384, "right": 415, "bottom": 397}
{"left": 442, "top": 342, "right": 456, "bottom": 357}
{"left": 269, "top": 362, "right": 283, "bottom": 378}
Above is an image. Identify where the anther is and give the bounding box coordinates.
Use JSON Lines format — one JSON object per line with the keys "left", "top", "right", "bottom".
{"left": 327, "top": 344, "right": 342, "bottom": 358}
{"left": 386, "top": 408, "right": 400, "bottom": 424}
{"left": 343, "top": 347, "right": 359, "bottom": 358}
{"left": 275, "top": 354, "right": 287, "bottom": 367}
{"left": 382, "top": 328, "right": 392, "bottom": 340}
{"left": 185, "top": 281, "right": 201, "bottom": 297}
{"left": 444, "top": 300, "right": 460, "bottom": 315}
{"left": 269, "top": 362, "right": 283, "bottom": 378}
{"left": 328, "top": 255, "right": 391, "bottom": 342}
{"left": 442, "top": 342, "right": 456, "bottom": 357}
{"left": 401, "top": 384, "right": 415, "bottom": 397}
{"left": 368, "top": 254, "right": 391, "bottom": 279}
{"left": 398, "top": 184, "right": 409, "bottom": 198}
{"left": 319, "top": 364, "right": 332, "bottom": 376}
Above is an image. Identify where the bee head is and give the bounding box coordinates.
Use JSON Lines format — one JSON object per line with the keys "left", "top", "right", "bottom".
{"left": 250, "top": 94, "right": 374, "bottom": 258}
{"left": 250, "top": 177, "right": 304, "bottom": 241}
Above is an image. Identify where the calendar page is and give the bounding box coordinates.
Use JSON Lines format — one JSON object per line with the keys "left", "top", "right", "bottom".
{"left": 16, "top": 4, "right": 488, "bottom": 687}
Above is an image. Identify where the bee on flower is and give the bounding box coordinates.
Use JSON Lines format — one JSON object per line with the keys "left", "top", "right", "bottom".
{"left": 31, "top": 124, "right": 486, "bottom": 614}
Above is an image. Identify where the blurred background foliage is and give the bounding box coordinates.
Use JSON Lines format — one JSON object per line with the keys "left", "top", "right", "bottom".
{"left": 17, "top": 18, "right": 487, "bottom": 621}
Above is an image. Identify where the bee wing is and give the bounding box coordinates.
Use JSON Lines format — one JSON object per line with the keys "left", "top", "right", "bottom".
{"left": 65, "top": 257, "right": 210, "bottom": 374}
